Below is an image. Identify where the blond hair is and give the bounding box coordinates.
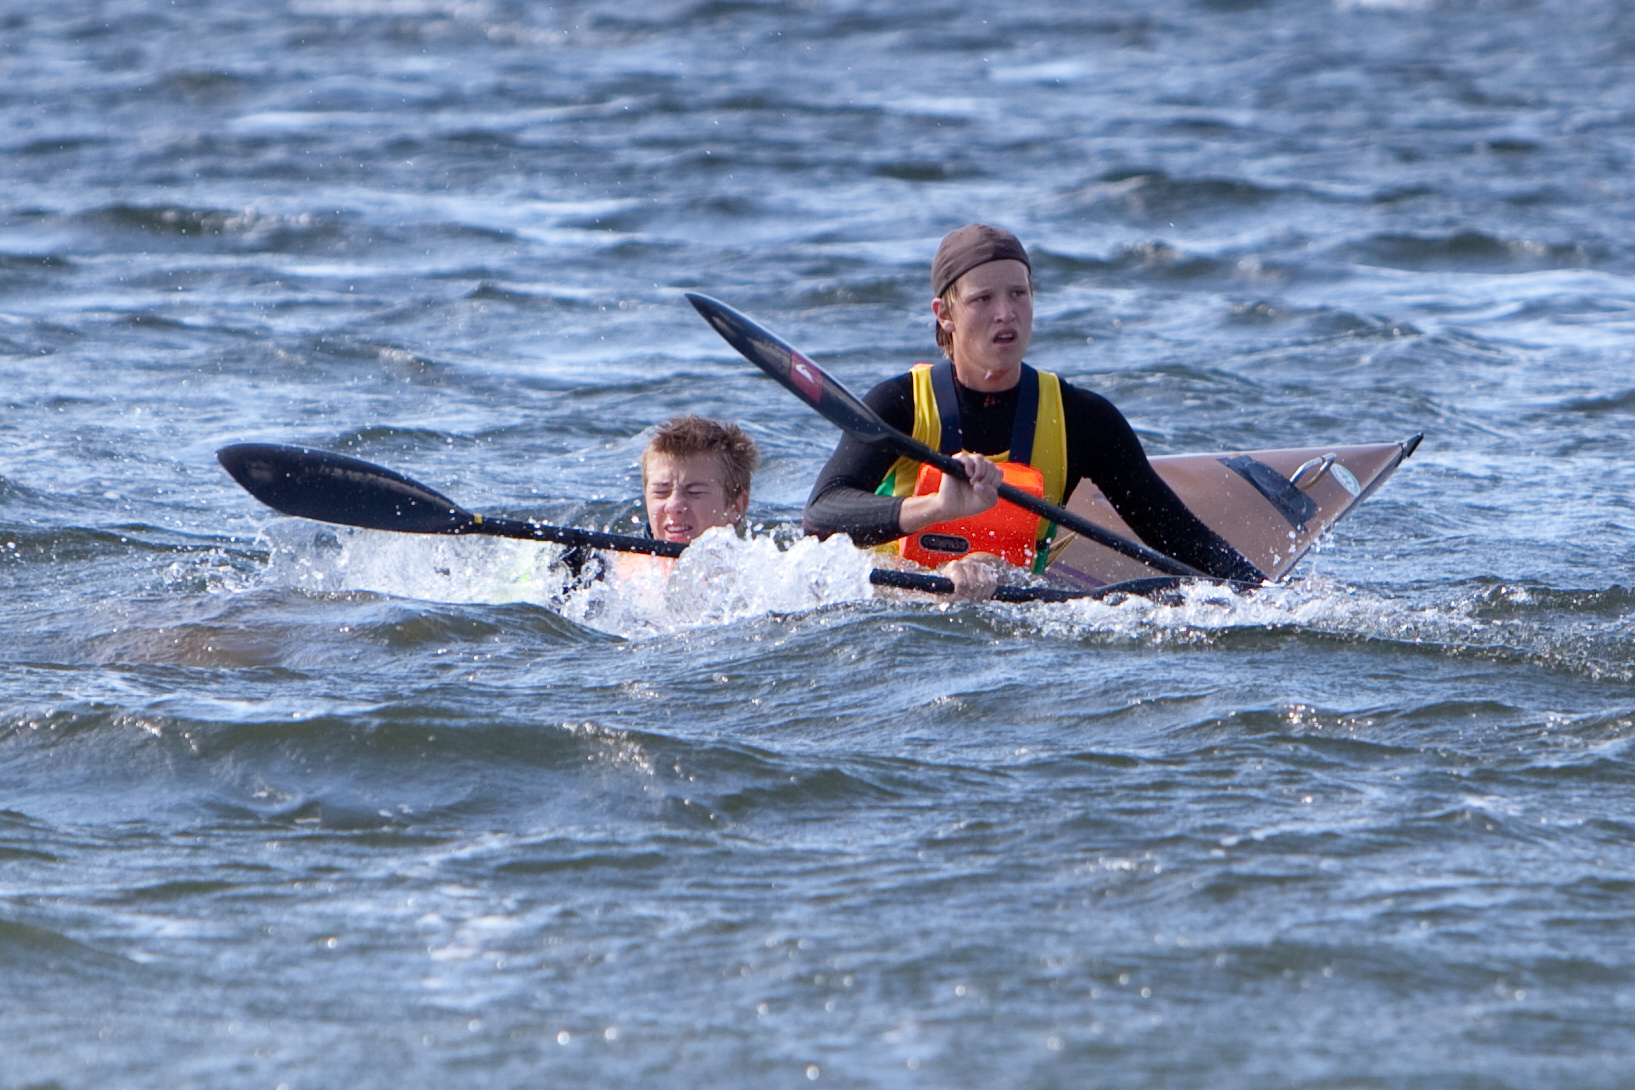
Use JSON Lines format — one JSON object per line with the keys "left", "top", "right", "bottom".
{"left": 642, "top": 415, "right": 760, "bottom": 503}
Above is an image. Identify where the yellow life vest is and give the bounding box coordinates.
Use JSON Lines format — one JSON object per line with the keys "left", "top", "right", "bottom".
{"left": 875, "top": 362, "right": 1067, "bottom": 574}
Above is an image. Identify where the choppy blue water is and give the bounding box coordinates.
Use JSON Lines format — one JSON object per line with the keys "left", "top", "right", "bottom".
{"left": 7, "top": 1, "right": 1635, "bottom": 1086}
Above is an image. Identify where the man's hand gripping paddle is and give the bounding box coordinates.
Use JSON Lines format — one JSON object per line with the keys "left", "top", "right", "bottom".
{"left": 216, "top": 443, "right": 1151, "bottom": 603}
{"left": 684, "top": 292, "right": 1251, "bottom": 582}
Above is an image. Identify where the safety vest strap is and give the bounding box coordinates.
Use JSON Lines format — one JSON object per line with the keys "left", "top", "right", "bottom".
{"left": 929, "top": 361, "right": 962, "bottom": 452}
{"left": 928, "top": 360, "right": 1039, "bottom": 465}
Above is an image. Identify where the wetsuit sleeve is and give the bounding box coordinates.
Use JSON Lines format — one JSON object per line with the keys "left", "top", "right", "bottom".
{"left": 802, "top": 374, "right": 916, "bottom": 546}
{"left": 1062, "top": 383, "right": 1265, "bottom": 582}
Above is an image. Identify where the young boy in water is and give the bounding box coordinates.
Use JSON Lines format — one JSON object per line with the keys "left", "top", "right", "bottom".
{"left": 639, "top": 414, "right": 760, "bottom": 545}
{"left": 606, "top": 414, "right": 760, "bottom": 588}
{"left": 562, "top": 415, "right": 760, "bottom": 585}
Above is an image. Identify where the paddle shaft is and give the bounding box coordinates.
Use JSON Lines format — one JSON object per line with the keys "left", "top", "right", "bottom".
{"left": 466, "top": 514, "right": 683, "bottom": 557}
{"left": 469, "top": 519, "right": 1122, "bottom": 600}
{"left": 472, "top": 518, "right": 1139, "bottom": 601}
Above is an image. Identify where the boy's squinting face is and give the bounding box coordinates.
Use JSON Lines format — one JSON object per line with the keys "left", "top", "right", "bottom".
{"left": 642, "top": 452, "right": 747, "bottom": 544}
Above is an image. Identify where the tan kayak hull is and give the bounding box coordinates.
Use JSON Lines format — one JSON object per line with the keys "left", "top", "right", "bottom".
{"left": 1046, "top": 436, "right": 1420, "bottom": 589}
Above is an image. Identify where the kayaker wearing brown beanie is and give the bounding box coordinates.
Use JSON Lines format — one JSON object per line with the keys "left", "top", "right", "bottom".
{"left": 802, "top": 223, "right": 1263, "bottom": 599}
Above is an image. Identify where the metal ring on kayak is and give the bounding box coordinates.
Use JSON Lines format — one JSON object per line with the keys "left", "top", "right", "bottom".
{"left": 1289, "top": 453, "right": 1336, "bottom": 491}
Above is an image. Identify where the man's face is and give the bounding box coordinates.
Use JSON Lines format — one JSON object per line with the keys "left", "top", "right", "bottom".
{"left": 933, "top": 259, "right": 1034, "bottom": 391}
{"left": 642, "top": 452, "right": 747, "bottom": 544}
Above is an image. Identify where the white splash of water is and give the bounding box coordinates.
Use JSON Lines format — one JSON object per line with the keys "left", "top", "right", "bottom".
{"left": 255, "top": 521, "right": 575, "bottom": 607}
{"left": 250, "top": 521, "right": 879, "bottom": 637}
{"left": 1029, "top": 572, "right": 1484, "bottom": 649}
{"left": 558, "top": 527, "right": 878, "bottom": 638}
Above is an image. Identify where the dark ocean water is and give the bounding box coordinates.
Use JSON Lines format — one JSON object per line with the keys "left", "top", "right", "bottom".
{"left": 7, "top": 1, "right": 1635, "bottom": 1086}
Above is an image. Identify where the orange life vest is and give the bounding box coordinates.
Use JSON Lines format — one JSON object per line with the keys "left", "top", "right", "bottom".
{"left": 876, "top": 361, "right": 1068, "bottom": 574}
{"left": 899, "top": 461, "right": 1047, "bottom": 569}
{"left": 611, "top": 551, "right": 675, "bottom": 584}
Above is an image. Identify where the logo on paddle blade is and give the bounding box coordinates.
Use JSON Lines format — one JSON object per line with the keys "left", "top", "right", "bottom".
{"left": 789, "top": 352, "right": 824, "bottom": 403}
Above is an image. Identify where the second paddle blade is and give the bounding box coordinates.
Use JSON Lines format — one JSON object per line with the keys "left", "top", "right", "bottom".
{"left": 217, "top": 443, "right": 473, "bottom": 534}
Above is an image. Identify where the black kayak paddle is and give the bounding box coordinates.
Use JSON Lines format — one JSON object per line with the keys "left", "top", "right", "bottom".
{"left": 216, "top": 442, "right": 1154, "bottom": 604}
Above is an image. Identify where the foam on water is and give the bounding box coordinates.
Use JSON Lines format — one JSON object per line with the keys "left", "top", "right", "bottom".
{"left": 239, "top": 516, "right": 1635, "bottom": 679}
{"left": 248, "top": 520, "right": 879, "bottom": 638}
{"left": 559, "top": 527, "right": 878, "bottom": 638}
{"left": 1015, "top": 570, "right": 1635, "bottom": 683}
{"left": 253, "top": 520, "right": 576, "bottom": 607}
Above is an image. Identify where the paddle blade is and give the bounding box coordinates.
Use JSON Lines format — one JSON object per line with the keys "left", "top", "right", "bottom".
{"left": 217, "top": 443, "right": 473, "bottom": 533}
{"left": 685, "top": 293, "right": 899, "bottom": 445}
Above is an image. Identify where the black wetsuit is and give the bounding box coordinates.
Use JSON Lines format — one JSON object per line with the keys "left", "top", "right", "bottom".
{"left": 802, "top": 370, "right": 1264, "bottom": 582}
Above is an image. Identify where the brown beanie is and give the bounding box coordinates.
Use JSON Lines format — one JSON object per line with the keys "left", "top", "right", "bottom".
{"left": 931, "top": 224, "right": 1030, "bottom": 296}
